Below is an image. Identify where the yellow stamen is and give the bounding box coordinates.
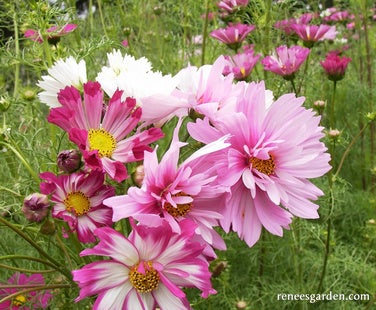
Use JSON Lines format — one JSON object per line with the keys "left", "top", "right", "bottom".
{"left": 13, "top": 294, "right": 27, "bottom": 306}
{"left": 164, "top": 192, "right": 192, "bottom": 217}
{"left": 88, "top": 128, "right": 116, "bottom": 158}
{"left": 64, "top": 191, "right": 90, "bottom": 216}
{"left": 129, "top": 261, "right": 160, "bottom": 293}
{"left": 249, "top": 155, "right": 275, "bottom": 176}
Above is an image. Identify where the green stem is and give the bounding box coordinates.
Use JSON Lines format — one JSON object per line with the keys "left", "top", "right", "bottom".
{"left": 0, "top": 255, "right": 59, "bottom": 269}
{"left": 290, "top": 79, "right": 297, "bottom": 95}
{"left": 0, "top": 217, "right": 73, "bottom": 281}
{"left": 12, "top": 9, "right": 20, "bottom": 98}
{"left": 201, "top": 0, "right": 210, "bottom": 66}
{"left": 0, "top": 141, "right": 40, "bottom": 184}
{"left": 0, "top": 263, "right": 55, "bottom": 274}
{"left": 97, "top": 0, "right": 109, "bottom": 39}
{"left": 329, "top": 80, "right": 337, "bottom": 129}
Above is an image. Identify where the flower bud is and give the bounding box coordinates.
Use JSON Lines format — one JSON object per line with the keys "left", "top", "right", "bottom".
{"left": 133, "top": 165, "right": 145, "bottom": 187}
{"left": 39, "top": 219, "right": 56, "bottom": 235}
{"left": 313, "top": 100, "right": 326, "bottom": 108}
{"left": 328, "top": 129, "right": 341, "bottom": 139}
{"left": 236, "top": 300, "right": 247, "bottom": 309}
{"left": 57, "top": 150, "right": 81, "bottom": 173}
{"left": 22, "top": 193, "right": 50, "bottom": 223}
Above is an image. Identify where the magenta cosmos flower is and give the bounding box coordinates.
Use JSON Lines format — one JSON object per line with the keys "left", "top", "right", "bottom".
{"left": 320, "top": 51, "right": 351, "bottom": 81}
{"left": 291, "top": 24, "right": 337, "bottom": 47}
{"left": 47, "top": 81, "right": 163, "bottom": 182}
{"left": 0, "top": 273, "right": 52, "bottom": 309}
{"left": 24, "top": 23, "right": 77, "bottom": 44}
{"left": 261, "top": 45, "right": 310, "bottom": 80}
{"left": 210, "top": 22, "right": 255, "bottom": 51}
{"left": 217, "top": 0, "right": 249, "bottom": 13}
{"left": 40, "top": 170, "right": 115, "bottom": 243}
{"left": 72, "top": 221, "right": 216, "bottom": 309}
{"left": 223, "top": 45, "right": 260, "bottom": 80}
{"left": 104, "top": 120, "right": 230, "bottom": 258}
{"left": 188, "top": 81, "right": 331, "bottom": 247}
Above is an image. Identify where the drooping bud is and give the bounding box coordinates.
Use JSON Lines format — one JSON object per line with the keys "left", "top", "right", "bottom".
{"left": 57, "top": 149, "right": 81, "bottom": 173}
{"left": 22, "top": 193, "right": 50, "bottom": 223}
{"left": 133, "top": 165, "right": 145, "bottom": 187}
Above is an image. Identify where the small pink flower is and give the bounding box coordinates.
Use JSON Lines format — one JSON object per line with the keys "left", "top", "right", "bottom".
{"left": 261, "top": 45, "right": 310, "bottom": 80}
{"left": 47, "top": 81, "right": 164, "bottom": 182}
{"left": 0, "top": 273, "right": 52, "bottom": 309}
{"left": 274, "top": 13, "right": 314, "bottom": 36}
{"left": 72, "top": 221, "right": 216, "bottom": 309}
{"left": 210, "top": 22, "right": 255, "bottom": 51}
{"left": 217, "top": 0, "right": 249, "bottom": 13}
{"left": 291, "top": 23, "right": 337, "bottom": 47}
{"left": 320, "top": 51, "right": 351, "bottom": 81}
{"left": 24, "top": 23, "right": 77, "bottom": 44}
{"left": 223, "top": 45, "right": 260, "bottom": 80}
{"left": 40, "top": 170, "right": 115, "bottom": 243}
{"left": 121, "top": 39, "right": 129, "bottom": 47}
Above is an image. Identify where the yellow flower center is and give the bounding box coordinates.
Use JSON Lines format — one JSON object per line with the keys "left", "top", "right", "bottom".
{"left": 64, "top": 191, "right": 90, "bottom": 216}
{"left": 164, "top": 192, "right": 192, "bottom": 217}
{"left": 88, "top": 128, "right": 116, "bottom": 158}
{"left": 13, "top": 294, "right": 27, "bottom": 306}
{"left": 129, "top": 261, "right": 160, "bottom": 293}
{"left": 249, "top": 155, "right": 275, "bottom": 176}
{"left": 240, "top": 67, "right": 246, "bottom": 77}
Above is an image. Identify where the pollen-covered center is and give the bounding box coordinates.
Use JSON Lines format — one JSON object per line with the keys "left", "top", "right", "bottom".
{"left": 129, "top": 261, "right": 160, "bottom": 293}
{"left": 88, "top": 128, "right": 116, "bottom": 158}
{"left": 164, "top": 192, "right": 192, "bottom": 217}
{"left": 249, "top": 155, "right": 275, "bottom": 176}
{"left": 13, "top": 294, "right": 27, "bottom": 306}
{"left": 64, "top": 191, "right": 90, "bottom": 216}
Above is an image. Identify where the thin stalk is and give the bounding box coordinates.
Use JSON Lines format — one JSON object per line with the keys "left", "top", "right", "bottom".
{"left": 201, "top": 0, "right": 210, "bottom": 66}
{"left": 0, "top": 217, "right": 73, "bottom": 281}
{"left": 290, "top": 79, "right": 297, "bottom": 95}
{"left": 0, "top": 264, "right": 55, "bottom": 274}
{"left": 97, "top": 0, "right": 109, "bottom": 39}
{"left": 12, "top": 9, "right": 20, "bottom": 98}
{"left": 0, "top": 255, "right": 59, "bottom": 270}
{"left": 0, "top": 284, "right": 72, "bottom": 304}
{"left": 329, "top": 81, "right": 337, "bottom": 129}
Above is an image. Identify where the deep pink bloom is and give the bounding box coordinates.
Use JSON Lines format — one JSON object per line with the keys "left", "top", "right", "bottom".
{"left": 40, "top": 170, "right": 115, "bottom": 243}
{"left": 291, "top": 24, "right": 337, "bottom": 47}
{"left": 261, "top": 45, "right": 310, "bottom": 80}
{"left": 188, "top": 81, "right": 331, "bottom": 247}
{"left": 210, "top": 23, "right": 255, "bottom": 50}
{"left": 217, "top": 0, "right": 249, "bottom": 13}
{"left": 223, "top": 45, "right": 260, "bottom": 80}
{"left": 0, "top": 273, "right": 52, "bottom": 309}
{"left": 47, "top": 81, "right": 164, "bottom": 182}
{"left": 24, "top": 24, "right": 77, "bottom": 44}
{"left": 320, "top": 51, "right": 351, "bottom": 81}
{"left": 72, "top": 222, "right": 216, "bottom": 309}
{"left": 104, "top": 120, "right": 230, "bottom": 257}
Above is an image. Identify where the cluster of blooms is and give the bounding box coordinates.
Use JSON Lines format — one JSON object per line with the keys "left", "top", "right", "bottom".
{"left": 25, "top": 44, "right": 332, "bottom": 308}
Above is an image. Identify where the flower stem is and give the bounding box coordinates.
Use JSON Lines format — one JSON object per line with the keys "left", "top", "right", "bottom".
{"left": 0, "top": 263, "right": 55, "bottom": 274}
{"left": 329, "top": 80, "right": 337, "bottom": 129}
{"left": 201, "top": 0, "right": 210, "bottom": 66}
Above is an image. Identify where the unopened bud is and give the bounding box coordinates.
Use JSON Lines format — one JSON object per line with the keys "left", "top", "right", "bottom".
{"left": 236, "top": 300, "right": 247, "bottom": 309}
{"left": 366, "top": 112, "right": 376, "bottom": 122}
{"left": 133, "top": 165, "right": 145, "bottom": 187}
{"left": 211, "top": 260, "right": 228, "bottom": 277}
{"left": 39, "top": 219, "right": 56, "bottom": 235}
{"left": 57, "top": 149, "right": 81, "bottom": 173}
{"left": 328, "top": 129, "right": 341, "bottom": 138}
{"left": 23, "top": 89, "right": 36, "bottom": 100}
{"left": 313, "top": 100, "right": 325, "bottom": 107}
{"left": 22, "top": 193, "right": 50, "bottom": 223}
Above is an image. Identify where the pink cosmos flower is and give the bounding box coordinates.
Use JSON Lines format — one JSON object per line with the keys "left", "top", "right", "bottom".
{"left": 188, "top": 81, "right": 331, "bottom": 247}
{"left": 72, "top": 221, "right": 216, "bottom": 309}
{"left": 0, "top": 273, "right": 52, "bottom": 309}
{"left": 323, "top": 10, "right": 354, "bottom": 23}
{"left": 217, "top": 0, "right": 249, "bottom": 13}
{"left": 24, "top": 24, "right": 77, "bottom": 44}
{"left": 223, "top": 45, "right": 260, "bottom": 80}
{"left": 261, "top": 45, "right": 310, "bottom": 80}
{"left": 291, "top": 24, "right": 337, "bottom": 47}
{"left": 210, "top": 23, "right": 256, "bottom": 51}
{"left": 47, "top": 81, "right": 164, "bottom": 182}
{"left": 104, "top": 120, "right": 230, "bottom": 258}
{"left": 39, "top": 170, "right": 115, "bottom": 243}
{"left": 274, "top": 13, "right": 314, "bottom": 36}
{"left": 320, "top": 51, "right": 351, "bottom": 81}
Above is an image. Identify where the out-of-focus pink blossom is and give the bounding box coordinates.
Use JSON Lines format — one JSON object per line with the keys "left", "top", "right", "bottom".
{"left": 223, "top": 45, "right": 260, "bottom": 80}
{"left": 24, "top": 23, "right": 77, "bottom": 44}
{"left": 217, "top": 0, "right": 249, "bottom": 13}
{"left": 291, "top": 23, "right": 337, "bottom": 47}
{"left": 320, "top": 51, "right": 351, "bottom": 81}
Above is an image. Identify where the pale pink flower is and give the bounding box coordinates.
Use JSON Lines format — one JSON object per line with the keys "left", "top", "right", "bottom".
{"left": 217, "top": 0, "right": 249, "bottom": 13}
{"left": 47, "top": 81, "right": 163, "bottom": 182}
{"left": 104, "top": 120, "right": 230, "bottom": 257}
{"left": 223, "top": 45, "right": 260, "bottom": 80}
{"left": 0, "top": 273, "right": 52, "bottom": 309}
{"left": 72, "top": 222, "right": 216, "bottom": 309}
{"left": 261, "top": 45, "right": 310, "bottom": 80}
{"left": 188, "top": 81, "right": 331, "bottom": 247}
{"left": 210, "top": 23, "right": 255, "bottom": 50}
{"left": 320, "top": 51, "right": 351, "bottom": 81}
{"left": 40, "top": 170, "right": 115, "bottom": 243}
{"left": 24, "top": 23, "right": 77, "bottom": 44}
{"left": 291, "top": 23, "right": 337, "bottom": 47}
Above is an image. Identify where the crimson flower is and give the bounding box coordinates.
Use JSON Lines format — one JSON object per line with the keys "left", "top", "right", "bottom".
{"left": 320, "top": 51, "right": 351, "bottom": 81}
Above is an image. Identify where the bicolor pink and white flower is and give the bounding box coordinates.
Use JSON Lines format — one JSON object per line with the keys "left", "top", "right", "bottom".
{"left": 188, "top": 81, "right": 331, "bottom": 247}
{"left": 104, "top": 120, "right": 230, "bottom": 257}
{"left": 72, "top": 221, "right": 216, "bottom": 309}
{"left": 47, "top": 81, "right": 164, "bottom": 182}
{"left": 217, "top": 0, "right": 249, "bottom": 13}
{"left": 24, "top": 23, "right": 77, "bottom": 44}
{"left": 37, "top": 57, "right": 87, "bottom": 108}
{"left": 261, "top": 45, "right": 310, "bottom": 80}
{"left": 223, "top": 45, "right": 260, "bottom": 80}
{"left": 40, "top": 170, "right": 115, "bottom": 243}
{"left": 0, "top": 273, "right": 52, "bottom": 309}
{"left": 291, "top": 24, "right": 337, "bottom": 47}
{"left": 210, "top": 23, "right": 255, "bottom": 51}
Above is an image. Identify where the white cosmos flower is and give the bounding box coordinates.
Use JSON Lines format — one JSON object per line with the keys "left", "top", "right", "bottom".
{"left": 37, "top": 57, "right": 87, "bottom": 108}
